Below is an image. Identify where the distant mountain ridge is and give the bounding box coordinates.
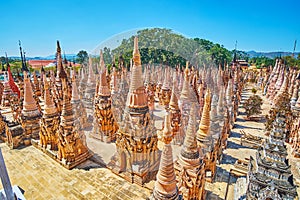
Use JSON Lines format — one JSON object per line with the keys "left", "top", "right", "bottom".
{"left": 246, "top": 51, "right": 299, "bottom": 58}
{"left": 7, "top": 51, "right": 299, "bottom": 60}
{"left": 8, "top": 54, "right": 77, "bottom": 61}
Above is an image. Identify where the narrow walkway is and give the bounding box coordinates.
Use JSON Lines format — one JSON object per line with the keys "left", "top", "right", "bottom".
{"left": 206, "top": 84, "right": 273, "bottom": 199}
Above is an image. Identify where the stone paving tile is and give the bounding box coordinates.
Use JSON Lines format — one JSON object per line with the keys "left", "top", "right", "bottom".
{"left": 0, "top": 143, "right": 151, "bottom": 199}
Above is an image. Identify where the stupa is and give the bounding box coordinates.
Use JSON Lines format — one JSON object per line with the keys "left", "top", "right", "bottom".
{"left": 93, "top": 64, "right": 118, "bottom": 142}
{"left": 197, "top": 89, "right": 211, "bottom": 145}
{"left": 39, "top": 76, "right": 59, "bottom": 150}
{"left": 57, "top": 79, "right": 91, "bottom": 169}
{"left": 150, "top": 112, "right": 180, "bottom": 200}
{"left": 108, "top": 37, "right": 160, "bottom": 186}
{"left": 83, "top": 56, "right": 96, "bottom": 109}
{"left": 20, "top": 71, "right": 42, "bottom": 142}
{"left": 246, "top": 114, "right": 297, "bottom": 199}
{"left": 174, "top": 103, "right": 206, "bottom": 199}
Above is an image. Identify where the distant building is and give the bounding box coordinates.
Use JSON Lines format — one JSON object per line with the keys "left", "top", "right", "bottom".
{"left": 237, "top": 60, "right": 249, "bottom": 70}
{"left": 28, "top": 60, "right": 80, "bottom": 71}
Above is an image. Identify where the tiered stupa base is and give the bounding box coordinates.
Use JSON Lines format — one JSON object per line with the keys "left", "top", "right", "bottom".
{"left": 90, "top": 127, "right": 116, "bottom": 143}
{"left": 32, "top": 139, "right": 92, "bottom": 169}
{"left": 108, "top": 152, "right": 160, "bottom": 186}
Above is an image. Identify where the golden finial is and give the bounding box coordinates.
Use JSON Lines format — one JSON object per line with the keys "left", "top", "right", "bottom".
{"left": 162, "top": 112, "right": 173, "bottom": 144}
{"left": 185, "top": 61, "right": 189, "bottom": 75}
{"left": 133, "top": 36, "right": 141, "bottom": 66}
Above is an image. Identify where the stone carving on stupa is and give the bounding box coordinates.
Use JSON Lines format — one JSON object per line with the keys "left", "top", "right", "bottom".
{"left": 246, "top": 114, "right": 298, "bottom": 200}
{"left": 39, "top": 75, "right": 59, "bottom": 150}
{"left": 174, "top": 103, "right": 206, "bottom": 200}
{"left": 108, "top": 37, "right": 160, "bottom": 186}
{"left": 20, "top": 71, "right": 42, "bottom": 142}
{"left": 150, "top": 112, "right": 181, "bottom": 200}
{"left": 93, "top": 62, "right": 118, "bottom": 143}
{"left": 57, "top": 79, "right": 91, "bottom": 169}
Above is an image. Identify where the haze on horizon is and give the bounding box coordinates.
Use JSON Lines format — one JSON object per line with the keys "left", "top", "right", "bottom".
{"left": 0, "top": 0, "right": 299, "bottom": 57}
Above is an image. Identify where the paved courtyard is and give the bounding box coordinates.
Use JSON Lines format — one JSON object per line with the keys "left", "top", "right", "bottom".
{"left": 0, "top": 143, "right": 150, "bottom": 200}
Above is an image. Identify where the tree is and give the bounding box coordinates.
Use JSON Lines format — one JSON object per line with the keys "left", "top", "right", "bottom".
{"left": 76, "top": 50, "right": 88, "bottom": 64}
{"left": 265, "top": 91, "right": 292, "bottom": 132}
{"left": 249, "top": 56, "right": 275, "bottom": 68}
{"left": 111, "top": 28, "right": 229, "bottom": 68}
{"left": 243, "top": 91, "right": 263, "bottom": 119}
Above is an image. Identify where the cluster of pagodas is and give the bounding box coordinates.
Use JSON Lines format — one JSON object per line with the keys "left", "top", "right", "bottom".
{"left": 259, "top": 59, "right": 300, "bottom": 158}
{"left": 91, "top": 37, "right": 244, "bottom": 199}
{"left": 0, "top": 36, "right": 245, "bottom": 199}
{"left": 0, "top": 41, "right": 90, "bottom": 169}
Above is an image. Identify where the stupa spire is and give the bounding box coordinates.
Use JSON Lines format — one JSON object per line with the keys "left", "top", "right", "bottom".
{"left": 180, "top": 61, "right": 190, "bottom": 100}
{"left": 23, "top": 71, "right": 38, "bottom": 111}
{"left": 43, "top": 76, "right": 57, "bottom": 115}
{"left": 133, "top": 36, "right": 141, "bottom": 66}
{"left": 169, "top": 82, "right": 179, "bottom": 111}
{"left": 71, "top": 71, "right": 80, "bottom": 103}
{"left": 56, "top": 40, "right": 67, "bottom": 79}
{"left": 197, "top": 88, "right": 211, "bottom": 144}
{"left": 98, "top": 68, "right": 110, "bottom": 96}
{"left": 180, "top": 103, "right": 200, "bottom": 165}
{"left": 152, "top": 113, "right": 179, "bottom": 200}
{"left": 162, "top": 112, "right": 173, "bottom": 144}
{"left": 127, "top": 36, "right": 147, "bottom": 108}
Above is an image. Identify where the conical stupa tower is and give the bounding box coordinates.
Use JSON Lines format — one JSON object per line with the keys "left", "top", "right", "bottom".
{"left": 109, "top": 37, "right": 160, "bottom": 186}
{"left": 78, "top": 67, "right": 87, "bottom": 98}
{"left": 0, "top": 82, "right": 4, "bottom": 106}
{"left": 54, "top": 41, "right": 68, "bottom": 114}
{"left": 197, "top": 88, "right": 211, "bottom": 146}
{"left": 32, "top": 71, "right": 42, "bottom": 112}
{"left": 169, "top": 76, "right": 183, "bottom": 145}
{"left": 174, "top": 103, "right": 206, "bottom": 200}
{"left": 179, "top": 62, "right": 191, "bottom": 132}
{"left": 83, "top": 56, "right": 96, "bottom": 109}
{"left": 57, "top": 79, "right": 90, "bottom": 169}
{"left": 151, "top": 112, "right": 180, "bottom": 200}
{"left": 290, "top": 77, "right": 299, "bottom": 108}
{"left": 145, "top": 65, "right": 156, "bottom": 111}
{"left": 93, "top": 64, "right": 118, "bottom": 143}
{"left": 32, "top": 71, "right": 41, "bottom": 97}
{"left": 71, "top": 72, "right": 88, "bottom": 132}
{"left": 21, "top": 71, "right": 42, "bottom": 140}
{"left": 226, "top": 78, "right": 234, "bottom": 128}
{"left": 161, "top": 67, "right": 172, "bottom": 109}
{"left": 110, "top": 66, "right": 118, "bottom": 95}
{"left": 39, "top": 75, "right": 59, "bottom": 150}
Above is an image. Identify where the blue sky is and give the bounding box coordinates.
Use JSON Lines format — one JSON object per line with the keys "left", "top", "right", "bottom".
{"left": 0, "top": 0, "right": 299, "bottom": 57}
